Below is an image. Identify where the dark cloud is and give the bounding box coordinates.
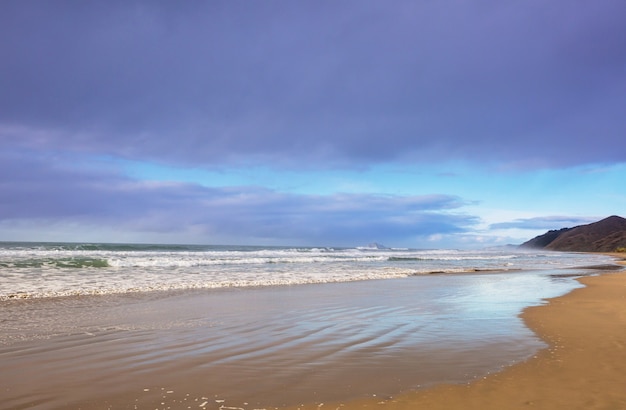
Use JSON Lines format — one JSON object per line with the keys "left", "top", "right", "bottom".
{"left": 0, "top": 152, "right": 477, "bottom": 245}
{"left": 1, "top": 1, "right": 625, "bottom": 169}
{"left": 489, "top": 216, "right": 598, "bottom": 230}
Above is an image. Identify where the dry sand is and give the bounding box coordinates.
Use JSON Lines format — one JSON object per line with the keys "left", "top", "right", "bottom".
{"left": 308, "top": 266, "right": 626, "bottom": 409}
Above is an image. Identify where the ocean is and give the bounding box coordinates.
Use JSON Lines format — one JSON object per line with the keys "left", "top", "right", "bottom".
{"left": 0, "top": 242, "right": 620, "bottom": 408}
{"left": 0, "top": 241, "right": 615, "bottom": 300}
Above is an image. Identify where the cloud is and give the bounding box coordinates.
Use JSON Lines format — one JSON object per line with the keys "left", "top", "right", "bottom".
{"left": 1, "top": 1, "right": 625, "bottom": 170}
{"left": 489, "top": 216, "right": 598, "bottom": 230}
{"left": 0, "top": 152, "right": 478, "bottom": 245}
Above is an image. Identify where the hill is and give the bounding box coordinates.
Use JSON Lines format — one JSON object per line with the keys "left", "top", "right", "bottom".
{"left": 519, "top": 215, "right": 626, "bottom": 252}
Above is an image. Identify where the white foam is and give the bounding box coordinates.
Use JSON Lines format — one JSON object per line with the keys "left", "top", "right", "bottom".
{"left": 0, "top": 245, "right": 617, "bottom": 300}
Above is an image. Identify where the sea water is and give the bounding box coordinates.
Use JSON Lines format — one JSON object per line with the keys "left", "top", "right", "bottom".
{"left": 0, "top": 242, "right": 616, "bottom": 300}
{"left": 0, "top": 242, "right": 621, "bottom": 407}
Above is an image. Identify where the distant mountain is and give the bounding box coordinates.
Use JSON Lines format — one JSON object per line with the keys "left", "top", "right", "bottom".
{"left": 520, "top": 215, "right": 626, "bottom": 252}
{"left": 520, "top": 227, "right": 574, "bottom": 249}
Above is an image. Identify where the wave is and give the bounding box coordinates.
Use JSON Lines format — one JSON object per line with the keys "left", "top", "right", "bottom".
{"left": 1, "top": 252, "right": 516, "bottom": 270}
{"left": 0, "top": 257, "right": 109, "bottom": 269}
{"left": 388, "top": 257, "right": 427, "bottom": 262}
{"left": 0, "top": 243, "right": 619, "bottom": 301}
{"left": 0, "top": 241, "right": 229, "bottom": 252}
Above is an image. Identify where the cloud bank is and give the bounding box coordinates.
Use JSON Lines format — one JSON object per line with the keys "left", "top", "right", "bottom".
{"left": 2, "top": 1, "right": 625, "bottom": 170}
{"left": 1, "top": 1, "right": 624, "bottom": 246}
{"left": 0, "top": 153, "right": 477, "bottom": 246}
{"left": 489, "top": 216, "right": 599, "bottom": 231}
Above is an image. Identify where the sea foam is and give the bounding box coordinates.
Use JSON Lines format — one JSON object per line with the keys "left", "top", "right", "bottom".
{"left": 0, "top": 242, "right": 617, "bottom": 300}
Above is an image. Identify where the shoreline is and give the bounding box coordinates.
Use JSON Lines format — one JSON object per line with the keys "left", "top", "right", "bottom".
{"left": 309, "top": 261, "right": 626, "bottom": 409}
{"left": 1, "top": 254, "right": 623, "bottom": 409}
{"left": 0, "top": 269, "right": 583, "bottom": 409}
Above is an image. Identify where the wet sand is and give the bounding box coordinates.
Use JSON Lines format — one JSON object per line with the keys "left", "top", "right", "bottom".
{"left": 319, "top": 267, "right": 626, "bottom": 409}
{"left": 0, "top": 272, "right": 567, "bottom": 409}
{"left": 1, "top": 264, "right": 624, "bottom": 409}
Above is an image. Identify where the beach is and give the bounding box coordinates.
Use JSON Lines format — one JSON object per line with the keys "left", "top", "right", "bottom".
{"left": 0, "top": 274, "right": 555, "bottom": 409}
{"left": 0, "top": 249, "right": 624, "bottom": 409}
{"left": 319, "top": 262, "right": 626, "bottom": 409}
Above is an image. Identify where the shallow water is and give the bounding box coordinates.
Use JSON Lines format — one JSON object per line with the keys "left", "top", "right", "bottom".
{"left": 0, "top": 268, "right": 599, "bottom": 409}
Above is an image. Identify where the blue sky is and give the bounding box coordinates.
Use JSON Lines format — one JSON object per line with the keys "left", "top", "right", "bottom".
{"left": 1, "top": 1, "right": 625, "bottom": 248}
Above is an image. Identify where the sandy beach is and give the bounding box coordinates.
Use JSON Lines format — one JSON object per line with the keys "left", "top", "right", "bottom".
{"left": 1, "top": 257, "right": 624, "bottom": 409}
{"left": 315, "top": 263, "right": 626, "bottom": 409}
{"left": 1, "top": 273, "right": 555, "bottom": 409}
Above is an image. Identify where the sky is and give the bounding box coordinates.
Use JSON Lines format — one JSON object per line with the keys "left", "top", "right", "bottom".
{"left": 1, "top": 1, "right": 625, "bottom": 248}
